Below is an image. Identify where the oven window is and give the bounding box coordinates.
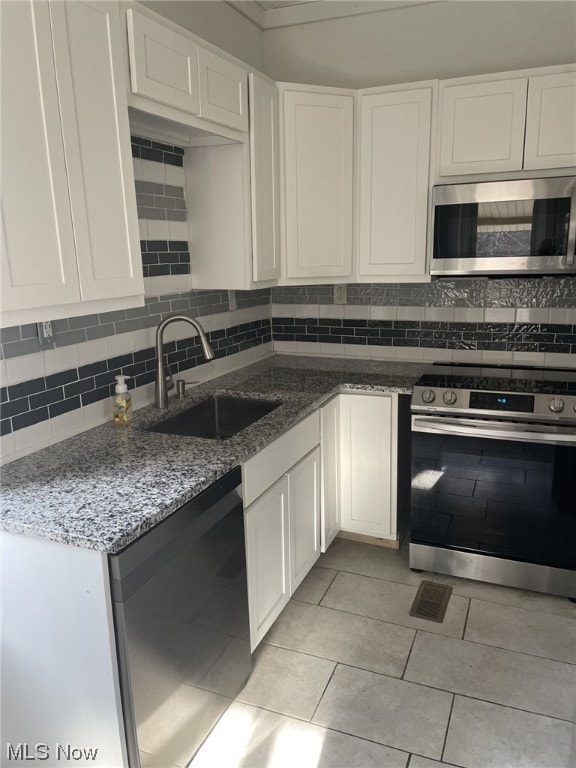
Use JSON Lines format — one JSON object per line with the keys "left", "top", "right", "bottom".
{"left": 433, "top": 197, "right": 571, "bottom": 260}
{"left": 410, "top": 431, "right": 576, "bottom": 570}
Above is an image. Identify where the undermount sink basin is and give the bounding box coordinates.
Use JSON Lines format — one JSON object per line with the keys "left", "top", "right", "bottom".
{"left": 148, "top": 394, "right": 282, "bottom": 439}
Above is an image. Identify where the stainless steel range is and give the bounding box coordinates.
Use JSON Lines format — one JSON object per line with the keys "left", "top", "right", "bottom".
{"left": 410, "top": 364, "right": 576, "bottom": 598}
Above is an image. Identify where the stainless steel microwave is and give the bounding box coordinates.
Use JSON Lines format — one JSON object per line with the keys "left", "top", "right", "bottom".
{"left": 430, "top": 177, "right": 576, "bottom": 277}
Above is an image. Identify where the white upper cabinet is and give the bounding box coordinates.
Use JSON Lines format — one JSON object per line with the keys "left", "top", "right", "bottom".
{"left": 439, "top": 77, "right": 528, "bottom": 176}
{"left": 524, "top": 70, "right": 576, "bottom": 169}
{"left": 198, "top": 47, "right": 248, "bottom": 132}
{"left": 1, "top": 0, "right": 143, "bottom": 326}
{"left": 358, "top": 84, "right": 433, "bottom": 279}
{"left": 126, "top": 8, "right": 200, "bottom": 115}
{"left": 281, "top": 87, "right": 354, "bottom": 279}
{"left": 1, "top": 0, "right": 81, "bottom": 314}
{"left": 439, "top": 67, "right": 576, "bottom": 177}
{"left": 52, "top": 1, "right": 143, "bottom": 303}
{"left": 249, "top": 73, "right": 281, "bottom": 282}
{"left": 126, "top": 9, "right": 247, "bottom": 133}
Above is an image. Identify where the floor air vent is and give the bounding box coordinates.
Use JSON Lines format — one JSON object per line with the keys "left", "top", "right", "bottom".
{"left": 409, "top": 581, "right": 453, "bottom": 623}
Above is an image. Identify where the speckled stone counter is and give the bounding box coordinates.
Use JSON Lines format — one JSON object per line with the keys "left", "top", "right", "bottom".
{"left": 0, "top": 355, "right": 425, "bottom": 553}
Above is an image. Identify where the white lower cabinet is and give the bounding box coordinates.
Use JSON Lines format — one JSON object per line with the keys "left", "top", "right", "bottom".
{"left": 322, "top": 393, "right": 401, "bottom": 543}
{"left": 245, "top": 475, "right": 290, "bottom": 650}
{"left": 289, "top": 447, "right": 321, "bottom": 593}
{"left": 243, "top": 413, "right": 321, "bottom": 649}
{"left": 320, "top": 395, "right": 341, "bottom": 552}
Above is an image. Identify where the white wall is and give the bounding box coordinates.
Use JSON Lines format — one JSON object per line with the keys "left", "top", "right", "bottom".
{"left": 263, "top": 0, "right": 576, "bottom": 88}
{"left": 140, "top": 0, "right": 264, "bottom": 70}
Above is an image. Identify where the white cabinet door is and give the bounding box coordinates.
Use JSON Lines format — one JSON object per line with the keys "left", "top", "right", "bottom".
{"left": 524, "top": 70, "right": 576, "bottom": 170}
{"left": 250, "top": 73, "right": 281, "bottom": 282}
{"left": 439, "top": 78, "right": 528, "bottom": 176}
{"left": 126, "top": 9, "right": 200, "bottom": 115}
{"left": 52, "top": 0, "right": 143, "bottom": 302}
{"left": 198, "top": 47, "right": 248, "bottom": 131}
{"left": 339, "top": 394, "right": 396, "bottom": 540}
{"left": 282, "top": 89, "right": 354, "bottom": 278}
{"left": 245, "top": 476, "right": 290, "bottom": 650}
{"left": 0, "top": 0, "right": 81, "bottom": 313}
{"left": 1, "top": 0, "right": 143, "bottom": 325}
{"left": 358, "top": 86, "right": 432, "bottom": 278}
{"left": 320, "top": 396, "right": 341, "bottom": 552}
{"left": 288, "top": 447, "right": 321, "bottom": 593}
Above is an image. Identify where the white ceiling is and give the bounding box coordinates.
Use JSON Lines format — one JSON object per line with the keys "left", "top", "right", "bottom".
{"left": 227, "top": 0, "right": 441, "bottom": 29}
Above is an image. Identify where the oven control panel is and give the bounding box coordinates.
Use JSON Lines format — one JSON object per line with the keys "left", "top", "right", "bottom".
{"left": 412, "top": 387, "right": 576, "bottom": 423}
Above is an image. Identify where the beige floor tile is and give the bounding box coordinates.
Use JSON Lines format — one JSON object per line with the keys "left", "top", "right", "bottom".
{"left": 432, "top": 572, "right": 576, "bottom": 620}
{"left": 321, "top": 571, "right": 469, "bottom": 637}
{"left": 312, "top": 664, "right": 453, "bottom": 760}
{"left": 265, "top": 600, "right": 415, "bottom": 677}
{"left": 191, "top": 702, "right": 410, "bottom": 768}
{"left": 236, "top": 644, "right": 335, "bottom": 720}
{"left": 319, "top": 538, "right": 425, "bottom": 586}
{"left": 465, "top": 599, "right": 576, "bottom": 663}
{"left": 292, "top": 566, "right": 338, "bottom": 604}
{"left": 443, "top": 696, "right": 574, "bottom": 768}
{"left": 405, "top": 631, "right": 576, "bottom": 721}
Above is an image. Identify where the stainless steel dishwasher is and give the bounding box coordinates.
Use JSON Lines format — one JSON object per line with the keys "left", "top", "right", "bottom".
{"left": 109, "top": 467, "right": 251, "bottom": 767}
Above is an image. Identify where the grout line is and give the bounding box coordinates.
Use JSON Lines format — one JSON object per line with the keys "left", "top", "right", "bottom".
{"left": 309, "top": 661, "right": 338, "bottom": 723}
{"left": 440, "top": 693, "right": 456, "bottom": 764}
{"left": 412, "top": 627, "right": 576, "bottom": 667}
{"left": 401, "top": 630, "right": 418, "bottom": 680}
{"left": 461, "top": 596, "right": 472, "bottom": 639}
{"left": 317, "top": 561, "right": 429, "bottom": 590}
{"left": 235, "top": 700, "right": 415, "bottom": 760}
{"left": 395, "top": 661, "right": 576, "bottom": 725}
{"left": 454, "top": 691, "right": 576, "bottom": 724}
{"left": 262, "top": 635, "right": 410, "bottom": 681}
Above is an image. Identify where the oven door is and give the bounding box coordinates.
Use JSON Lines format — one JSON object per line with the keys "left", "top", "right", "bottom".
{"left": 410, "top": 415, "right": 576, "bottom": 573}
{"left": 430, "top": 177, "right": 576, "bottom": 276}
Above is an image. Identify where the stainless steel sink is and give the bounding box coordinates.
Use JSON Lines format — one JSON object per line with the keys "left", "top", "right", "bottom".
{"left": 147, "top": 394, "right": 282, "bottom": 439}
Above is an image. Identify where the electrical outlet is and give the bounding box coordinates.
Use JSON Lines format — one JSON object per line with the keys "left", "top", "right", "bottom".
{"left": 334, "top": 284, "right": 347, "bottom": 305}
{"left": 37, "top": 321, "right": 54, "bottom": 346}
{"left": 228, "top": 290, "right": 237, "bottom": 311}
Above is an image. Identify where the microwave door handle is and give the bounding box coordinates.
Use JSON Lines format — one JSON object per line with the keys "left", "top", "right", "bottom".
{"left": 411, "top": 416, "right": 576, "bottom": 444}
{"left": 566, "top": 185, "right": 576, "bottom": 266}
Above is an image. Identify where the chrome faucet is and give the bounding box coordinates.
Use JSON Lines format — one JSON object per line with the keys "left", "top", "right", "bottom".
{"left": 155, "top": 314, "right": 215, "bottom": 409}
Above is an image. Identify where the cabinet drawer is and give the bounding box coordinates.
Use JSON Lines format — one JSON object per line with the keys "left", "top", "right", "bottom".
{"left": 243, "top": 411, "right": 320, "bottom": 507}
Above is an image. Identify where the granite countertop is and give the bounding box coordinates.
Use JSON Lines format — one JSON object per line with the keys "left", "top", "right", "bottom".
{"left": 0, "top": 355, "right": 425, "bottom": 554}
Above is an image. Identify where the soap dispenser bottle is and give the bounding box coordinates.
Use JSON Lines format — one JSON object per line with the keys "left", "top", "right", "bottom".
{"left": 113, "top": 375, "right": 132, "bottom": 425}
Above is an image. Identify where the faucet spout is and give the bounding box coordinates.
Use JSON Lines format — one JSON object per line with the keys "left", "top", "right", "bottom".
{"left": 155, "top": 314, "right": 215, "bottom": 409}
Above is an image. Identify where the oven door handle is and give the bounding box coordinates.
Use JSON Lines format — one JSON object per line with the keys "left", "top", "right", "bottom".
{"left": 412, "top": 415, "right": 576, "bottom": 444}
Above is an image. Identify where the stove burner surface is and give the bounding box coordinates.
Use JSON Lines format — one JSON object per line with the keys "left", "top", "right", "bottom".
{"left": 416, "top": 363, "right": 576, "bottom": 396}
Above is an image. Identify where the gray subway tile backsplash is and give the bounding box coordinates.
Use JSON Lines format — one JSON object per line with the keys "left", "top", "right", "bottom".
{"left": 1, "top": 317, "right": 272, "bottom": 436}
{"left": 131, "top": 136, "right": 183, "bottom": 167}
{"left": 272, "top": 277, "right": 576, "bottom": 309}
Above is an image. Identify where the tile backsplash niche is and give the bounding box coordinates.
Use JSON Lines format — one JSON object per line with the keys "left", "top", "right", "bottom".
{"left": 0, "top": 137, "right": 272, "bottom": 464}
{"left": 271, "top": 277, "right": 576, "bottom": 367}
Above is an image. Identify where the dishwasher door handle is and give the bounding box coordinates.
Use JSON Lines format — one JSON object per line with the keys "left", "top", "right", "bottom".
{"left": 411, "top": 415, "right": 576, "bottom": 445}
